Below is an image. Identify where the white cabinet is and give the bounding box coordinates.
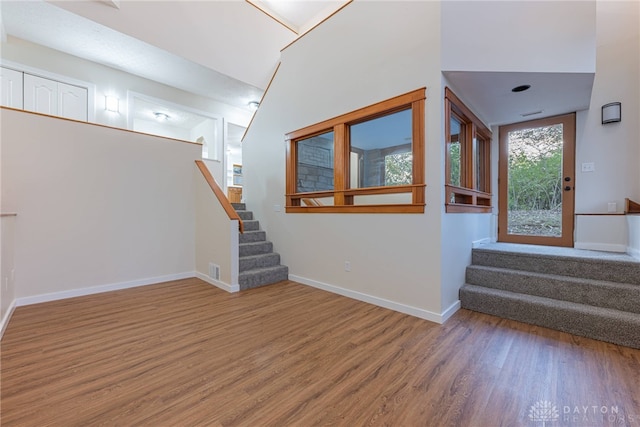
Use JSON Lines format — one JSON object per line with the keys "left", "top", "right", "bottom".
{"left": 23, "top": 74, "right": 88, "bottom": 121}
{"left": 0, "top": 67, "right": 24, "bottom": 109}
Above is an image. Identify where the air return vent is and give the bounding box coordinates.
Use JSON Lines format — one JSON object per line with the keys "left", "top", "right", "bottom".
{"left": 209, "top": 263, "right": 220, "bottom": 281}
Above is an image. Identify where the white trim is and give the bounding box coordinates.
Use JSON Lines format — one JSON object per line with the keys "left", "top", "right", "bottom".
{"left": 289, "top": 274, "right": 449, "bottom": 324}
{"left": 627, "top": 246, "right": 640, "bottom": 261}
{"left": 441, "top": 300, "right": 461, "bottom": 322}
{"left": 1, "top": 299, "right": 17, "bottom": 340}
{"left": 196, "top": 272, "right": 239, "bottom": 293}
{"left": 574, "top": 242, "right": 627, "bottom": 253}
{"left": 1, "top": 59, "right": 96, "bottom": 122}
{"left": 15, "top": 272, "right": 194, "bottom": 307}
{"left": 472, "top": 238, "right": 491, "bottom": 248}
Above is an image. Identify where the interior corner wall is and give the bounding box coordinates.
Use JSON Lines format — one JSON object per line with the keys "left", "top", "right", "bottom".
{"left": 439, "top": 77, "right": 493, "bottom": 315}
{"left": 243, "top": 1, "right": 448, "bottom": 320}
{"left": 194, "top": 167, "right": 238, "bottom": 290}
{"left": 575, "top": 0, "right": 640, "bottom": 215}
{"left": 1, "top": 109, "right": 200, "bottom": 300}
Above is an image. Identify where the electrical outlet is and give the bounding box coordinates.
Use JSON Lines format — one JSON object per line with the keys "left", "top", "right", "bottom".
{"left": 581, "top": 162, "right": 595, "bottom": 172}
{"left": 344, "top": 261, "right": 351, "bottom": 272}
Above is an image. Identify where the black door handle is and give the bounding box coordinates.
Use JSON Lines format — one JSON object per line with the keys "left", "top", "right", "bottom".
{"left": 564, "top": 176, "right": 571, "bottom": 182}
{"left": 564, "top": 186, "right": 572, "bottom": 191}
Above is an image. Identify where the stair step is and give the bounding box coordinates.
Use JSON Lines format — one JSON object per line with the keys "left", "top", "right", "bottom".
{"left": 243, "top": 220, "right": 260, "bottom": 232}
{"left": 460, "top": 284, "right": 640, "bottom": 349}
{"left": 466, "top": 265, "right": 640, "bottom": 314}
{"left": 472, "top": 247, "right": 640, "bottom": 285}
{"left": 239, "top": 241, "right": 273, "bottom": 257}
{"left": 240, "top": 253, "right": 281, "bottom": 272}
{"left": 237, "top": 211, "right": 254, "bottom": 221}
{"left": 231, "top": 203, "right": 246, "bottom": 211}
{"left": 239, "top": 230, "right": 266, "bottom": 244}
{"left": 239, "top": 265, "right": 289, "bottom": 290}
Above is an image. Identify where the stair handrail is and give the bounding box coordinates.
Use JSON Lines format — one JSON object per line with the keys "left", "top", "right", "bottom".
{"left": 195, "top": 160, "right": 244, "bottom": 233}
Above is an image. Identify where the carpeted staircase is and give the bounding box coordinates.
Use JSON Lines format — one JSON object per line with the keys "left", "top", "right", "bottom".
{"left": 232, "top": 203, "right": 289, "bottom": 290}
{"left": 460, "top": 243, "right": 640, "bottom": 349}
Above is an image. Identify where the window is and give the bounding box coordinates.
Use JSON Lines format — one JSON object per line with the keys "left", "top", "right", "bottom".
{"left": 286, "top": 88, "right": 425, "bottom": 213}
{"left": 445, "top": 87, "right": 492, "bottom": 213}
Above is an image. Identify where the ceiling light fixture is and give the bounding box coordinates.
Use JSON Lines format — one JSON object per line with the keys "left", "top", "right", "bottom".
{"left": 248, "top": 101, "right": 260, "bottom": 111}
{"left": 512, "top": 85, "right": 531, "bottom": 93}
{"left": 153, "top": 112, "right": 170, "bottom": 121}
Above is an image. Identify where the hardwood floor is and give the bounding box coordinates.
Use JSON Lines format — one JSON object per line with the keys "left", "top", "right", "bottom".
{"left": 2, "top": 278, "right": 639, "bottom": 426}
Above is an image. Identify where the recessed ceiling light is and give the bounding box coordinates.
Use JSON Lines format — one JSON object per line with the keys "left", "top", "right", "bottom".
{"left": 153, "top": 112, "right": 170, "bottom": 121}
{"left": 512, "top": 85, "right": 531, "bottom": 93}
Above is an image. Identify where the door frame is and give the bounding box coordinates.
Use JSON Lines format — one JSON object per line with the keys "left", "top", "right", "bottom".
{"left": 498, "top": 113, "right": 576, "bottom": 247}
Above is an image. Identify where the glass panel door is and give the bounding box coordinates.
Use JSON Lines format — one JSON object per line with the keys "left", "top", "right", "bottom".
{"left": 498, "top": 114, "right": 576, "bottom": 247}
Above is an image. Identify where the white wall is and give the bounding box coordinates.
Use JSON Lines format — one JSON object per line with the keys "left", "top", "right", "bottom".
{"left": 1, "top": 214, "right": 17, "bottom": 335}
{"left": 0, "top": 36, "right": 253, "bottom": 131}
{"left": 243, "top": 1, "right": 449, "bottom": 321}
{"left": 194, "top": 167, "right": 239, "bottom": 292}
{"left": 575, "top": 1, "right": 640, "bottom": 216}
{"left": 442, "top": 1, "right": 596, "bottom": 73}
{"left": 628, "top": 216, "right": 640, "bottom": 260}
{"left": 1, "top": 108, "right": 201, "bottom": 301}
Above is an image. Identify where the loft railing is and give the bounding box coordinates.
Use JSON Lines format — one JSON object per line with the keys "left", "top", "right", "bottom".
{"left": 195, "top": 160, "right": 244, "bottom": 233}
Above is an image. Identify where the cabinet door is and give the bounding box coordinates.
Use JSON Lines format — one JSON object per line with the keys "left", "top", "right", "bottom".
{"left": 0, "top": 67, "right": 24, "bottom": 109}
{"left": 24, "top": 74, "right": 57, "bottom": 115}
{"left": 58, "top": 82, "right": 88, "bottom": 121}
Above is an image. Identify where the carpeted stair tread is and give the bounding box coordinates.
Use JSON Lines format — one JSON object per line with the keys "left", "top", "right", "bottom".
{"left": 239, "top": 253, "right": 281, "bottom": 272}
{"left": 472, "top": 247, "right": 640, "bottom": 285}
{"left": 239, "top": 265, "right": 289, "bottom": 290}
{"left": 231, "top": 205, "right": 288, "bottom": 290}
{"left": 239, "top": 230, "right": 267, "bottom": 244}
{"left": 466, "top": 265, "right": 640, "bottom": 314}
{"left": 242, "top": 220, "right": 260, "bottom": 231}
{"left": 460, "top": 284, "right": 640, "bottom": 349}
{"left": 239, "top": 241, "right": 273, "bottom": 257}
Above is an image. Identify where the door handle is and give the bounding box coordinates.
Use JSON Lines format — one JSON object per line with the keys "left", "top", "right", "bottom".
{"left": 564, "top": 186, "right": 572, "bottom": 191}
{"left": 564, "top": 176, "right": 571, "bottom": 182}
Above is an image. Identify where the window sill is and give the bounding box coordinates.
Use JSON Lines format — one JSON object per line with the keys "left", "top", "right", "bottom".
{"left": 286, "top": 204, "right": 425, "bottom": 214}
{"left": 445, "top": 185, "right": 492, "bottom": 213}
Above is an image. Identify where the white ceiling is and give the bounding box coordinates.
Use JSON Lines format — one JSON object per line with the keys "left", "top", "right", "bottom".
{"left": 0, "top": 0, "right": 595, "bottom": 128}
{"left": 0, "top": 0, "right": 350, "bottom": 112}
{"left": 444, "top": 71, "right": 595, "bottom": 127}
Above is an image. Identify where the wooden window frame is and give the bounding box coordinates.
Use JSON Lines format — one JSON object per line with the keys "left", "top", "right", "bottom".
{"left": 285, "top": 88, "right": 426, "bottom": 214}
{"left": 445, "top": 87, "right": 492, "bottom": 213}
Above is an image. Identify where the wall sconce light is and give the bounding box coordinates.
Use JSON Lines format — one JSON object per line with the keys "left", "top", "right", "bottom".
{"left": 105, "top": 95, "right": 119, "bottom": 113}
{"left": 601, "top": 102, "right": 621, "bottom": 124}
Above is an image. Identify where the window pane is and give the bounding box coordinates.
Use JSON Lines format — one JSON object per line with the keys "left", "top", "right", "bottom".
{"left": 296, "top": 131, "right": 334, "bottom": 193}
{"left": 449, "top": 116, "right": 463, "bottom": 186}
{"left": 350, "top": 109, "right": 412, "bottom": 188}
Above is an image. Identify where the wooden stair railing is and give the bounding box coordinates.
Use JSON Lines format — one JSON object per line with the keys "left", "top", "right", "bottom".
{"left": 195, "top": 160, "right": 244, "bottom": 233}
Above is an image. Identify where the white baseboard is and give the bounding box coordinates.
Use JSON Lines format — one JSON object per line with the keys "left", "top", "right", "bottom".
{"left": 1, "top": 299, "right": 17, "bottom": 340}
{"left": 472, "top": 238, "right": 491, "bottom": 248}
{"left": 574, "top": 242, "right": 627, "bottom": 253}
{"left": 627, "top": 246, "right": 640, "bottom": 260}
{"left": 195, "top": 272, "right": 239, "bottom": 293}
{"left": 441, "top": 300, "right": 461, "bottom": 322}
{"left": 15, "top": 272, "right": 195, "bottom": 307}
{"left": 289, "top": 274, "right": 454, "bottom": 324}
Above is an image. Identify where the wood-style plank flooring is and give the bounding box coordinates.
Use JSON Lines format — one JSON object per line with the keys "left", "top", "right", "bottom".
{"left": 2, "top": 278, "right": 639, "bottom": 426}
